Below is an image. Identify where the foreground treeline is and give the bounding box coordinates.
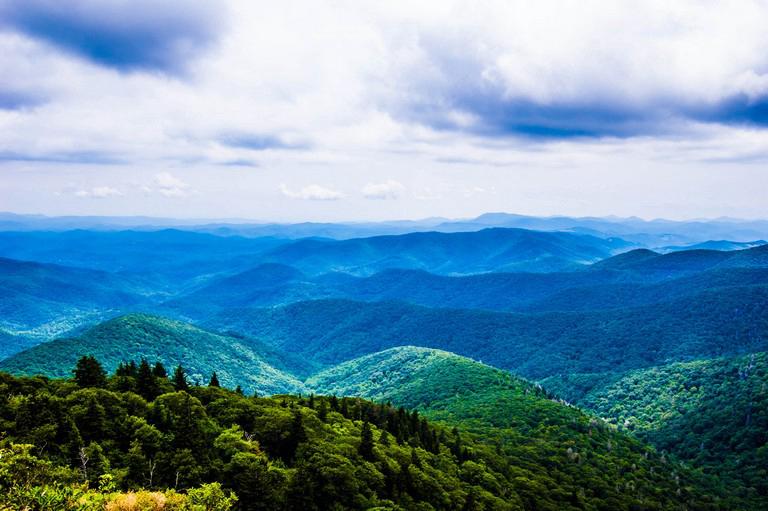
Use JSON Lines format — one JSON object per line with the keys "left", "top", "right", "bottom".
{"left": 1, "top": 357, "right": 524, "bottom": 510}
{"left": 0, "top": 357, "right": 730, "bottom": 510}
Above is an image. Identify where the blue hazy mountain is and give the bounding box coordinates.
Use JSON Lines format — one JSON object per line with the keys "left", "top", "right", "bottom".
{"left": 254, "top": 227, "right": 633, "bottom": 276}
{"left": 661, "top": 239, "right": 767, "bottom": 252}
{"left": 165, "top": 242, "right": 768, "bottom": 316}
{"left": 5, "top": 211, "right": 768, "bottom": 245}
{"left": 0, "top": 229, "right": 285, "bottom": 291}
{"left": 0, "top": 257, "right": 153, "bottom": 356}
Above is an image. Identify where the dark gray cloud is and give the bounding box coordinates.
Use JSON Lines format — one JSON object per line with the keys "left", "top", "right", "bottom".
{"left": 402, "top": 81, "right": 768, "bottom": 140}
{"left": 0, "top": 0, "right": 224, "bottom": 74}
{"left": 393, "top": 32, "right": 768, "bottom": 140}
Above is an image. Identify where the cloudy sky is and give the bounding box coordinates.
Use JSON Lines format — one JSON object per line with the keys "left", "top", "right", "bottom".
{"left": 1, "top": 0, "right": 767, "bottom": 221}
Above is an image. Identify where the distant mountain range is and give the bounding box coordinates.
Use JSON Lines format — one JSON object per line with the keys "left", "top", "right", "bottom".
{"left": 4, "top": 210, "right": 768, "bottom": 246}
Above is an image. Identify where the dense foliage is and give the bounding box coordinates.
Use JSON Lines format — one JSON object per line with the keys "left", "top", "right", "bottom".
{"left": 544, "top": 353, "right": 768, "bottom": 505}
{"left": 202, "top": 288, "right": 768, "bottom": 379}
{"left": 0, "top": 364, "right": 650, "bottom": 511}
{"left": 310, "top": 347, "right": 742, "bottom": 509}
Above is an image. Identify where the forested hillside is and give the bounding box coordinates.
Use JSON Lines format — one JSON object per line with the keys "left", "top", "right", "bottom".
{"left": 543, "top": 352, "right": 768, "bottom": 502}
{"left": 0, "top": 257, "right": 151, "bottom": 354}
{"left": 202, "top": 289, "right": 768, "bottom": 379}
{"left": 0, "top": 314, "right": 306, "bottom": 395}
{"left": 0, "top": 361, "right": 726, "bottom": 510}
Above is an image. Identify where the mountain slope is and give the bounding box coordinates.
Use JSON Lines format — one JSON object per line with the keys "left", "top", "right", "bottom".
{"left": 256, "top": 227, "right": 632, "bottom": 276}
{"left": 205, "top": 287, "right": 768, "bottom": 379}
{"left": 308, "top": 346, "right": 731, "bottom": 509}
{"left": 0, "top": 257, "right": 152, "bottom": 354}
{"left": 542, "top": 352, "right": 768, "bottom": 501}
{"left": 0, "top": 229, "right": 286, "bottom": 291}
{"left": 166, "top": 242, "right": 768, "bottom": 319}
{"left": 594, "top": 243, "right": 768, "bottom": 273}
{"left": 0, "top": 314, "right": 305, "bottom": 395}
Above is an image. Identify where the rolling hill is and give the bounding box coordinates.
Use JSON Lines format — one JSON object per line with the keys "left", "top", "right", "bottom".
{"left": 593, "top": 244, "right": 768, "bottom": 273}
{"left": 0, "top": 257, "right": 153, "bottom": 355}
{"left": 254, "top": 227, "right": 633, "bottom": 276}
{"left": 0, "top": 229, "right": 286, "bottom": 291}
{"left": 203, "top": 286, "right": 768, "bottom": 380}
{"left": 308, "top": 346, "right": 735, "bottom": 508}
{"left": 162, "top": 242, "right": 768, "bottom": 320}
{"left": 0, "top": 314, "right": 305, "bottom": 395}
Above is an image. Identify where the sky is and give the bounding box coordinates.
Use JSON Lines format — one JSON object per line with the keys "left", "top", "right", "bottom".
{"left": 1, "top": 0, "right": 767, "bottom": 222}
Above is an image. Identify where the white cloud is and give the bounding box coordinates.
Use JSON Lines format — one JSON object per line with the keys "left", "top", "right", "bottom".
{"left": 2, "top": 1, "right": 768, "bottom": 220}
{"left": 280, "top": 183, "right": 345, "bottom": 201}
{"left": 154, "top": 172, "right": 190, "bottom": 197}
{"left": 74, "top": 186, "right": 122, "bottom": 198}
{"left": 362, "top": 180, "right": 405, "bottom": 200}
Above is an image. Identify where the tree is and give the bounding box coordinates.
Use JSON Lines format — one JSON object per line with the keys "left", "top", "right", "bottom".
{"left": 172, "top": 365, "right": 190, "bottom": 392}
{"left": 359, "top": 421, "right": 375, "bottom": 461}
{"left": 152, "top": 361, "right": 167, "bottom": 378}
{"left": 317, "top": 399, "right": 328, "bottom": 422}
{"left": 282, "top": 410, "right": 307, "bottom": 462}
{"left": 209, "top": 372, "right": 221, "bottom": 388}
{"left": 136, "top": 359, "right": 158, "bottom": 400}
{"left": 73, "top": 355, "right": 106, "bottom": 388}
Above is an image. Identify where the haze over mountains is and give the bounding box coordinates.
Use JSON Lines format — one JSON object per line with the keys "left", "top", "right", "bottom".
{"left": 1, "top": 212, "right": 767, "bottom": 508}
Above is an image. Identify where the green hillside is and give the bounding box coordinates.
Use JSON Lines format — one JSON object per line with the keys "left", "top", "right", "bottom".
{"left": 204, "top": 288, "right": 768, "bottom": 379}
{"left": 308, "top": 347, "right": 734, "bottom": 509}
{"left": 1, "top": 354, "right": 725, "bottom": 510}
{"left": 543, "top": 353, "right": 768, "bottom": 502}
{"left": 0, "top": 314, "right": 305, "bottom": 395}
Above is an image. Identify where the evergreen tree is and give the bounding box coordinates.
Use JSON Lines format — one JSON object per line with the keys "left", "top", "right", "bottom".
{"left": 172, "top": 365, "right": 190, "bottom": 392}
{"left": 318, "top": 399, "right": 328, "bottom": 422}
{"left": 136, "top": 358, "right": 158, "bottom": 400}
{"left": 235, "top": 385, "right": 244, "bottom": 395}
{"left": 283, "top": 410, "right": 307, "bottom": 461}
{"left": 152, "top": 361, "right": 167, "bottom": 378}
{"left": 359, "top": 421, "right": 375, "bottom": 461}
{"left": 73, "top": 355, "right": 107, "bottom": 388}
{"left": 209, "top": 372, "right": 221, "bottom": 388}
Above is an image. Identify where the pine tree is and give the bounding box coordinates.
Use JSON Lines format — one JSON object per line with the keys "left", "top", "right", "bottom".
{"left": 136, "top": 358, "right": 158, "bottom": 400}
{"left": 359, "top": 420, "right": 375, "bottom": 461}
{"left": 235, "top": 385, "right": 244, "bottom": 395}
{"left": 73, "top": 355, "right": 107, "bottom": 388}
{"left": 209, "top": 372, "right": 220, "bottom": 387}
{"left": 283, "top": 409, "right": 307, "bottom": 461}
{"left": 172, "top": 365, "right": 189, "bottom": 392}
{"left": 152, "top": 361, "right": 167, "bottom": 378}
{"left": 318, "top": 399, "right": 328, "bottom": 422}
